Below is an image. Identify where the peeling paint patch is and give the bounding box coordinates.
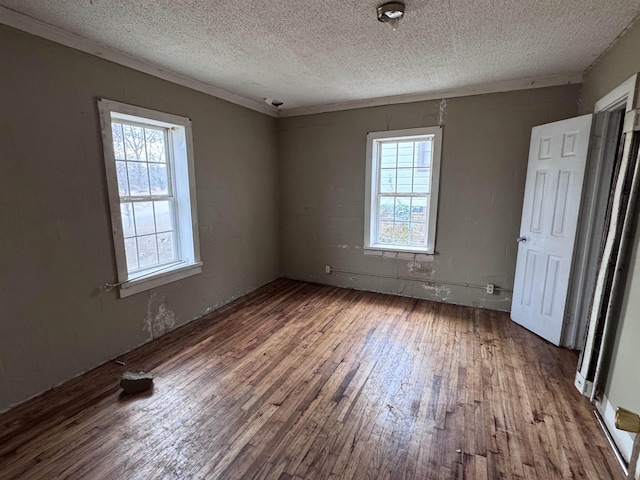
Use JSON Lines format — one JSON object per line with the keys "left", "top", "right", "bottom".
{"left": 408, "top": 261, "right": 435, "bottom": 277}
{"left": 421, "top": 283, "right": 452, "bottom": 300}
{"left": 437, "top": 99, "right": 447, "bottom": 126}
{"left": 493, "top": 296, "right": 512, "bottom": 303}
{"left": 337, "top": 244, "right": 349, "bottom": 249}
{"left": 201, "top": 298, "right": 235, "bottom": 318}
{"left": 143, "top": 293, "right": 176, "bottom": 340}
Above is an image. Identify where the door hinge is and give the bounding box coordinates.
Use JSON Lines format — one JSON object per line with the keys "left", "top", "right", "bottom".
{"left": 623, "top": 109, "right": 640, "bottom": 133}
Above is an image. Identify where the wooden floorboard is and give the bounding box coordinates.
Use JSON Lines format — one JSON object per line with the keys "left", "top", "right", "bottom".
{"left": 0, "top": 279, "right": 622, "bottom": 479}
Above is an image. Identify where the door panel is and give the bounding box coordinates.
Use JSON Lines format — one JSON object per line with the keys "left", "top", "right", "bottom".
{"left": 552, "top": 170, "right": 571, "bottom": 235}
{"left": 530, "top": 171, "right": 547, "bottom": 232}
{"left": 511, "top": 114, "right": 593, "bottom": 345}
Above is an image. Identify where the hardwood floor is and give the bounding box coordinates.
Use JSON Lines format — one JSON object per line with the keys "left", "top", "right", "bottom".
{"left": 0, "top": 279, "right": 621, "bottom": 479}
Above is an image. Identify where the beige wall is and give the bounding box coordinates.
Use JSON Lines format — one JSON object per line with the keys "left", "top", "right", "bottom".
{"left": 581, "top": 20, "right": 640, "bottom": 423}
{"left": 279, "top": 86, "right": 580, "bottom": 310}
{"left": 0, "top": 25, "right": 280, "bottom": 412}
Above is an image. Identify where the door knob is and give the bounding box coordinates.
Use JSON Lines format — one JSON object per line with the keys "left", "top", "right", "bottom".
{"left": 517, "top": 235, "right": 528, "bottom": 243}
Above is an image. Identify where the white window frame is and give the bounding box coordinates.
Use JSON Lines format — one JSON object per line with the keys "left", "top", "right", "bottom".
{"left": 98, "top": 98, "right": 202, "bottom": 297}
{"left": 364, "top": 126, "right": 442, "bottom": 254}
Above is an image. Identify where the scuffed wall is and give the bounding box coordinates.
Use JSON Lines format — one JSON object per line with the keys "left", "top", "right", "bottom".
{"left": 278, "top": 86, "right": 581, "bottom": 310}
{"left": 0, "top": 25, "right": 280, "bottom": 412}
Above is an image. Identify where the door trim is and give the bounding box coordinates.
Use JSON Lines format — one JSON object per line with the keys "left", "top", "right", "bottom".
{"left": 565, "top": 74, "right": 638, "bottom": 350}
{"left": 573, "top": 73, "right": 639, "bottom": 396}
{"left": 595, "top": 74, "right": 638, "bottom": 114}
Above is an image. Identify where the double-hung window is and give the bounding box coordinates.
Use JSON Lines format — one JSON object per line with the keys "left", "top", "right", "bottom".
{"left": 98, "top": 99, "right": 202, "bottom": 297}
{"left": 364, "top": 127, "right": 442, "bottom": 254}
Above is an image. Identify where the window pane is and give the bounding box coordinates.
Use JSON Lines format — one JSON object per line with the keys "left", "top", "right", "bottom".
{"left": 380, "top": 143, "right": 397, "bottom": 169}
{"left": 411, "top": 197, "right": 428, "bottom": 223}
{"left": 396, "top": 168, "right": 413, "bottom": 193}
{"left": 379, "top": 221, "right": 394, "bottom": 244}
{"left": 380, "top": 169, "right": 396, "bottom": 193}
{"left": 395, "top": 197, "right": 410, "bottom": 221}
{"left": 413, "top": 167, "right": 430, "bottom": 193}
{"left": 124, "top": 237, "right": 139, "bottom": 271}
{"left": 134, "top": 202, "right": 155, "bottom": 236}
{"left": 111, "top": 123, "right": 125, "bottom": 160}
{"left": 149, "top": 163, "right": 169, "bottom": 195}
{"left": 393, "top": 222, "right": 409, "bottom": 244}
{"left": 145, "top": 128, "right": 166, "bottom": 163}
{"left": 137, "top": 235, "right": 158, "bottom": 268}
{"left": 157, "top": 232, "right": 175, "bottom": 264}
{"left": 379, "top": 197, "right": 394, "bottom": 220}
{"left": 415, "top": 141, "right": 432, "bottom": 168}
{"left": 154, "top": 200, "right": 173, "bottom": 232}
{"left": 116, "top": 161, "right": 129, "bottom": 197}
{"left": 410, "top": 223, "right": 426, "bottom": 246}
{"left": 120, "top": 202, "right": 135, "bottom": 238}
{"left": 127, "top": 162, "right": 150, "bottom": 196}
{"left": 397, "top": 142, "right": 414, "bottom": 168}
{"left": 123, "top": 125, "right": 147, "bottom": 161}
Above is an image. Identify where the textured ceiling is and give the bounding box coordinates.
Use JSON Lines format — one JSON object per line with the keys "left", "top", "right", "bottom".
{"left": 2, "top": 0, "right": 640, "bottom": 113}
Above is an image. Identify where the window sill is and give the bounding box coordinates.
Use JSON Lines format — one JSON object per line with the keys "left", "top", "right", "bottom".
{"left": 364, "top": 246, "right": 435, "bottom": 260}
{"left": 119, "top": 261, "right": 203, "bottom": 298}
{"left": 365, "top": 245, "right": 433, "bottom": 254}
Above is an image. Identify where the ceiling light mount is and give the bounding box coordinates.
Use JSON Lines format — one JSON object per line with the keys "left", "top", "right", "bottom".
{"left": 377, "top": 2, "right": 405, "bottom": 30}
{"left": 264, "top": 98, "right": 284, "bottom": 108}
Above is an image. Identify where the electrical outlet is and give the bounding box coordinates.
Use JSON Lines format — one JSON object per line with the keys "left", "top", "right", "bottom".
{"left": 325, "top": 265, "right": 332, "bottom": 274}
{"left": 486, "top": 283, "right": 495, "bottom": 294}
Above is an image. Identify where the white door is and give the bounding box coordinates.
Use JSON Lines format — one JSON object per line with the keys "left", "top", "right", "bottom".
{"left": 511, "top": 114, "right": 593, "bottom": 345}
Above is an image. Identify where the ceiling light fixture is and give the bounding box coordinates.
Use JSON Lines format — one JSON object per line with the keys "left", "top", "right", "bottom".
{"left": 377, "top": 2, "right": 405, "bottom": 31}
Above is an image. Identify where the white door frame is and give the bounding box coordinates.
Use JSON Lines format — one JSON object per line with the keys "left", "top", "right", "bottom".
{"left": 573, "top": 74, "right": 638, "bottom": 396}
{"left": 563, "top": 74, "right": 638, "bottom": 351}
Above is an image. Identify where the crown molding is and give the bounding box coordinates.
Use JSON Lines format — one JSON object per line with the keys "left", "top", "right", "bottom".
{"left": 279, "top": 74, "right": 584, "bottom": 118}
{"left": 0, "top": 6, "right": 279, "bottom": 117}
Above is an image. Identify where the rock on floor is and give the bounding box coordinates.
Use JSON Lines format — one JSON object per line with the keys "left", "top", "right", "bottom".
{"left": 120, "top": 371, "right": 154, "bottom": 394}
